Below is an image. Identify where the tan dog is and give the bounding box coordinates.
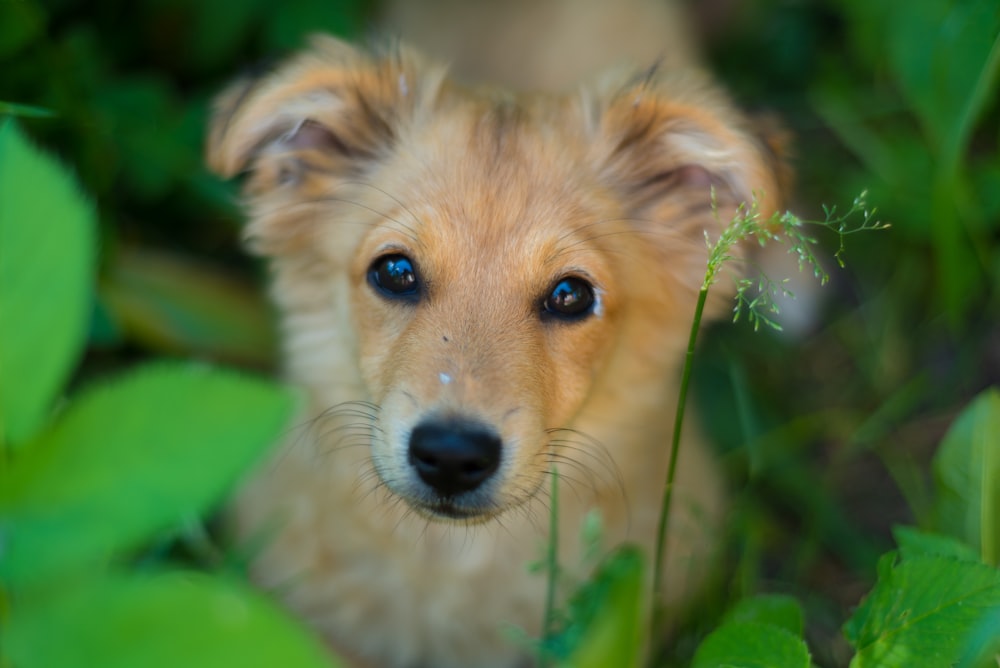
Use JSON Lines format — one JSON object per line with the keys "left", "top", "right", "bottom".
{"left": 207, "top": 8, "right": 784, "bottom": 666}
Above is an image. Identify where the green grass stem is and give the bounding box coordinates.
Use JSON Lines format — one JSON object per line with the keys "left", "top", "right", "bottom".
{"left": 651, "top": 286, "right": 708, "bottom": 631}
{"left": 541, "top": 466, "right": 560, "bottom": 667}
{"left": 647, "top": 191, "right": 885, "bottom": 657}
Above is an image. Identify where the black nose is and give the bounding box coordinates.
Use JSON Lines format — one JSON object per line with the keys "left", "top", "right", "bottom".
{"left": 408, "top": 420, "right": 501, "bottom": 496}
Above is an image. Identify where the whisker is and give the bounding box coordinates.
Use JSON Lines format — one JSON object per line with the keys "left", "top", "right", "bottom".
{"left": 544, "top": 456, "right": 599, "bottom": 503}
{"left": 544, "top": 427, "right": 629, "bottom": 513}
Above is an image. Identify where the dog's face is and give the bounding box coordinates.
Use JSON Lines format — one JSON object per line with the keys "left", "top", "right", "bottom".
{"left": 343, "top": 107, "right": 627, "bottom": 520}
{"left": 208, "top": 37, "right": 782, "bottom": 522}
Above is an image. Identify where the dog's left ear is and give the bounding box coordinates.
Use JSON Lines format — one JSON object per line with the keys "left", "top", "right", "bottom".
{"left": 590, "top": 70, "right": 788, "bottom": 227}
{"left": 206, "top": 36, "right": 442, "bottom": 193}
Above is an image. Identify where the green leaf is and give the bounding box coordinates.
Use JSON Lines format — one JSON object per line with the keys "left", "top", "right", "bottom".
{"left": 722, "top": 594, "right": 805, "bottom": 636}
{"left": 0, "top": 363, "right": 295, "bottom": 587}
{"left": 893, "top": 526, "right": 982, "bottom": 563}
{"left": 844, "top": 555, "right": 1000, "bottom": 667}
{"left": 931, "top": 388, "right": 1000, "bottom": 566}
{"left": 0, "top": 119, "right": 95, "bottom": 448}
{"left": 888, "top": 0, "right": 1000, "bottom": 162}
{"left": 957, "top": 607, "right": 1000, "bottom": 668}
{"left": 556, "top": 546, "right": 645, "bottom": 668}
{"left": 2, "top": 571, "right": 336, "bottom": 667}
{"left": 691, "top": 622, "right": 811, "bottom": 668}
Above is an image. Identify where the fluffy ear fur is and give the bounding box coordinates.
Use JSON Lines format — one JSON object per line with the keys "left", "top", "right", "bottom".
{"left": 206, "top": 36, "right": 442, "bottom": 192}
{"left": 206, "top": 37, "right": 446, "bottom": 255}
{"left": 591, "top": 67, "right": 786, "bottom": 228}
{"left": 583, "top": 67, "right": 789, "bottom": 314}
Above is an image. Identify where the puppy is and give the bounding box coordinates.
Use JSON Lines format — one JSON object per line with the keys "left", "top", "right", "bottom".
{"left": 207, "top": 8, "right": 784, "bottom": 666}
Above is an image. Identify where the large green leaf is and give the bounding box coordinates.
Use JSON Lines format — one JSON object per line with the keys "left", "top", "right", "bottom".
{"left": 0, "top": 363, "right": 295, "bottom": 587}
{"left": 932, "top": 388, "right": 1000, "bottom": 566}
{"left": 844, "top": 555, "right": 1000, "bottom": 667}
{"left": 692, "top": 591, "right": 811, "bottom": 668}
{"left": 3, "top": 571, "right": 336, "bottom": 667}
{"left": 691, "top": 622, "right": 811, "bottom": 668}
{"left": 0, "top": 119, "right": 95, "bottom": 448}
{"left": 958, "top": 607, "right": 1000, "bottom": 668}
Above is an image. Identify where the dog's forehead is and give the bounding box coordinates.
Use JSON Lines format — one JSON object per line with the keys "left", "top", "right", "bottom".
{"left": 386, "top": 103, "right": 611, "bottom": 254}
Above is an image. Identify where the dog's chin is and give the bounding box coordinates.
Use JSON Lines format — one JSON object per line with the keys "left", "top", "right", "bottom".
{"left": 409, "top": 499, "right": 502, "bottom": 524}
{"left": 374, "top": 464, "right": 546, "bottom": 524}
{"left": 401, "top": 483, "right": 545, "bottom": 525}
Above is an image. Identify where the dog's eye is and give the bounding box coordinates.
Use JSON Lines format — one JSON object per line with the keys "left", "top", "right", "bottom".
{"left": 369, "top": 254, "right": 420, "bottom": 301}
{"left": 542, "top": 277, "right": 596, "bottom": 320}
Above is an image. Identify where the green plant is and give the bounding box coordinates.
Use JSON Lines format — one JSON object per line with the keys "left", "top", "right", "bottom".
{"left": 0, "top": 0, "right": 372, "bottom": 370}
{"left": 839, "top": 389, "right": 1000, "bottom": 667}
{"left": 653, "top": 191, "right": 886, "bottom": 624}
{"left": 681, "top": 385, "right": 1000, "bottom": 667}
{"left": 0, "top": 120, "right": 334, "bottom": 666}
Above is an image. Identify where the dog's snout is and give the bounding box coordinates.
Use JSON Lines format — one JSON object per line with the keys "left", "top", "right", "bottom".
{"left": 408, "top": 420, "right": 501, "bottom": 496}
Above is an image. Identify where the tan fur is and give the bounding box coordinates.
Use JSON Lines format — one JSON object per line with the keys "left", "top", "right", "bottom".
{"left": 207, "top": 17, "right": 784, "bottom": 668}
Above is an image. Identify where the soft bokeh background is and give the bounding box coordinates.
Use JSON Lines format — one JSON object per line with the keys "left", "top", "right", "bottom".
{"left": 2, "top": 0, "right": 997, "bottom": 665}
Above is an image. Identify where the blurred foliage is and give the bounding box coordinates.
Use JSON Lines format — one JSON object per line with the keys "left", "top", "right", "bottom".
{"left": 691, "top": 0, "right": 999, "bottom": 663}
{"left": 932, "top": 388, "right": 1000, "bottom": 567}
{"left": 0, "top": 120, "right": 330, "bottom": 666}
{"left": 0, "top": 0, "right": 372, "bottom": 370}
{"left": 0, "top": 0, "right": 998, "bottom": 665}
{"left": 550, "top": 546, "right": 646, "bottom": 668}
{"left": 0, "top": 119, "right": 93, "bottom": 448}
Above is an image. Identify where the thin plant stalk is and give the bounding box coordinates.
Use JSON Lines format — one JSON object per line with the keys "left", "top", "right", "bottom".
{"left": 651, "top": 286, "right": 708, "bottom": 623}
{"left": 647, "top": 190, "right": 885, "bottom": 650}
{"left": 541, "top": 466, "right": 560, "bottom": 667}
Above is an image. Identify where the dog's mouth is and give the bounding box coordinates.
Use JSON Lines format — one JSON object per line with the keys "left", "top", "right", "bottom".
{"left": 413, "top": 497, "right": 500, "bottom": 523}
{"left": 399, "top": 476, "right": 544, "bottom": 525}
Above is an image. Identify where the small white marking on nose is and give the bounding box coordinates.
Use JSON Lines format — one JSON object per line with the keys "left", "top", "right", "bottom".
{"left": 439, "top": 372, "right": 452, "bottom": 385}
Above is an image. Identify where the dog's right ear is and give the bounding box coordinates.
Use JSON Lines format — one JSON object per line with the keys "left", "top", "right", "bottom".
{"left": 206, "top": 36, "right": 442, "bottom": 193}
